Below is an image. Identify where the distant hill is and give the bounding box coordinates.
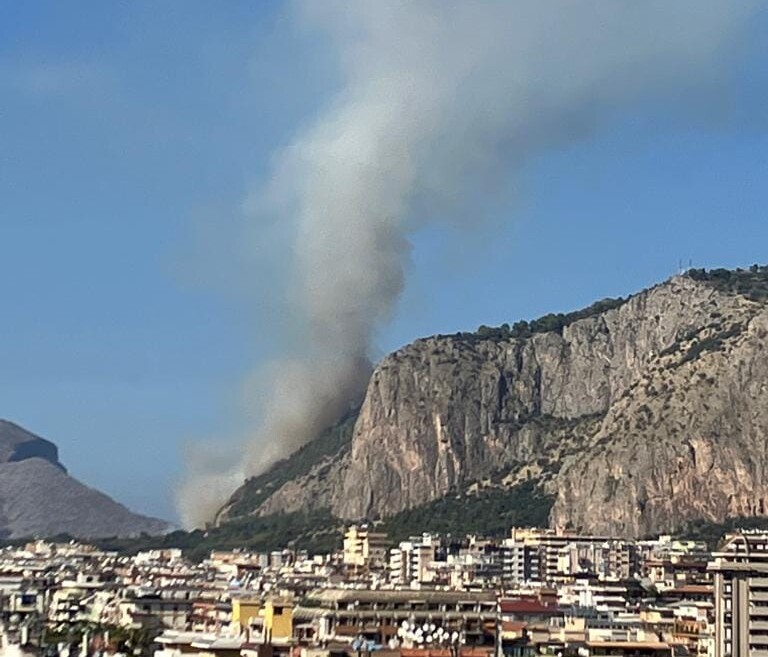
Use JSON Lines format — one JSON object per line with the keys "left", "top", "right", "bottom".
{"left": 216, "top": 266, "right": 768, "bottom": 539}
{"left": 0, "top": 420, "right": 170, "bottom": 539}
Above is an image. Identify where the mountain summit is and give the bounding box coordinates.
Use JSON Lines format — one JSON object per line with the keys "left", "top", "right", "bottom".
{"left": 216, "top": 267, "right": 768, "bottom": 539}
{"left": 0, "top": 420, "right": 170, "bottom": 539}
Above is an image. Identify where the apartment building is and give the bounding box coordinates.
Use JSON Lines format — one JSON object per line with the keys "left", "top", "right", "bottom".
{"left": 390, "top": 537, "right": 437, "bottom": 586}
{"left": 508, "top": 528, "right": 637, "bottom": 582}
{"left": 342, "top": 525, "right": 389, "bottom": 570}
{"left": 708, "top": 532, "right": 768, "bottom": 657}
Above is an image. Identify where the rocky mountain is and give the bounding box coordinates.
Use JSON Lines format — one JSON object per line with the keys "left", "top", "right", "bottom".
{"left": 0, "top": 420, "right": 171, "bottom": 539}
{"left": 218, "top": 267, "right": 768, "bottom": 538}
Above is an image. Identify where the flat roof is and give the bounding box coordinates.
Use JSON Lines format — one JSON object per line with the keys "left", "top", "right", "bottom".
{"left": 308, "top": 589, "right": 497, "bottom": 603}
{"left": 586, "top": 642, "right": 670, "bottom": 649}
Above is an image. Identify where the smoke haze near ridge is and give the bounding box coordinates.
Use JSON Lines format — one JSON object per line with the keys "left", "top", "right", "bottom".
{"left": 177, "top": 0, "right": 759, "bottom": 528}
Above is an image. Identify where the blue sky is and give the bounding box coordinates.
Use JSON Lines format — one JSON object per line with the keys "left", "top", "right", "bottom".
{"left": 1, "top": 2, "right": 767, "bottom": 523}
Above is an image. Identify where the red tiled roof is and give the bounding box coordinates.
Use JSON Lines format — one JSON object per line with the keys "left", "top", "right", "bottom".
{"left": 400, "top": 649, "right": 493, "bottom": 657}
{"left": 499, "top": 600, "right": 560, "bottom": 615}
{"left": 501, "top": 621, "right": 527, "bottom": 632}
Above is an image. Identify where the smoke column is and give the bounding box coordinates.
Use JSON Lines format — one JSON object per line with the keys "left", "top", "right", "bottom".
{"left": 177, "top": 0, "right": 759, "bottom": 528}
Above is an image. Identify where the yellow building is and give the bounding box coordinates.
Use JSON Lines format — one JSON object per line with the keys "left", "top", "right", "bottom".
{"left": 263, "top": 599, "right": 293, "bottom": 643}
{"left": 232, "top": 598, "right": 262, "bottom": 633}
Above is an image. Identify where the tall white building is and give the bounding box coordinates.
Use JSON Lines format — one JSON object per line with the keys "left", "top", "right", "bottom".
{"left": 708, "top": 532, "right": 768, "bottom": 657}
{"left": 501, "top": 538, "right": 540, "bottom": 584}
{"left": 389, "top": 534, "right": 437, "bottom": 586}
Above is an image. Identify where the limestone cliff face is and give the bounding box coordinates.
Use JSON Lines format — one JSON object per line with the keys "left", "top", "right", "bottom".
{"left": 220, "top": 272, "right": 768, "bottom": 537}
{"left": 550, "top": 304, "right": 768, "bottom": 536}
{"left": 332, "top": 275, "right": 752, "bottom": 523}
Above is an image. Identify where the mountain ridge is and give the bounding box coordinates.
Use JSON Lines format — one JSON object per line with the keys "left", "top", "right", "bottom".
{"left": 0, "top": 420, "right": 66, "bottom": 472}
{"left": 0, "top": 420, "right": 171, "bottom": 539}
{"left": 217, "top": 266, "right": 768, "bottom": 538}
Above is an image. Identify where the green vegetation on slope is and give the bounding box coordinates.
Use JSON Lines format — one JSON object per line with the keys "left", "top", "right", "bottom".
{"left": 221, "top": 409, "right": 358, "bottom": 519}
{"left": 382, "top": 481, "right": 554, "bottom": 543}
{"left": 5, "top": 481, "right": 552, "bottom": 562}
{"left": 686, "top": 264, "right": 768, "bottom": 301}
{"left": 458, "top": 264, "right": 768, "bottom": 344}
{"left": 677, "top": 516, "right": 768, "bottom": 550}
{"left": 85, "top": 509, "right": 342, "bottom": 562}
{"left": 459, "top": 297, "right": 628, "bottom": 342}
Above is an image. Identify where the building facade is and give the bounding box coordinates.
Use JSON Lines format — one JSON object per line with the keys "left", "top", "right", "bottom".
{"left": 709, "top": 532, "right": 768, "bottom": 657}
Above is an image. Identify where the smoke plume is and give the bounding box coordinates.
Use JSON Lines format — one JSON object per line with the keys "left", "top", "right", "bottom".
{"left": 177, "top": 0, "right": 758, "bottom": 528}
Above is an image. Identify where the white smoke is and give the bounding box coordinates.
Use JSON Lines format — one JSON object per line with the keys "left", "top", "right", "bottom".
{"left": 178, "top": 0, "right": 759, "bottom": 528}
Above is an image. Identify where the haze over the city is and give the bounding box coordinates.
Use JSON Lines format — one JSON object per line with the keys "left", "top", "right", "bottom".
{"left": 2, "top": 1, "right": 768, "bottom": 523}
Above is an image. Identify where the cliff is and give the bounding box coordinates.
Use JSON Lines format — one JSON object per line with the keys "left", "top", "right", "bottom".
{"left": 0, "top": 420, "right": 65, "bottom": 471}
{"left": 218, "top": 267, "right": 768, "bottom": 538}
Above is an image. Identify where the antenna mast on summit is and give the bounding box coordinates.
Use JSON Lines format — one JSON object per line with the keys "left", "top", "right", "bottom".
{"left": 677, "top": 258, "right": 693, "bottom": 275}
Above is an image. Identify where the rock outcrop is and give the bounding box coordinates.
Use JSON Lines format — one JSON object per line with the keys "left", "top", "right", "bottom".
{"left": 0, "top": 420, "right": 171, "bottom": 539}
{"left": 219, "top": 269, "right": 768, "bottom": 538}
